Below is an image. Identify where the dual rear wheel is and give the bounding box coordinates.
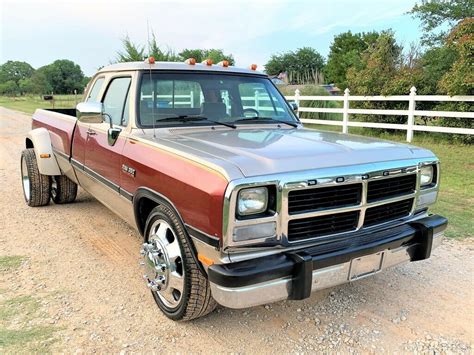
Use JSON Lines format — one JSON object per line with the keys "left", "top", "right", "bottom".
{"left": 20, "top": 148, "right": 77, "bottom": 206}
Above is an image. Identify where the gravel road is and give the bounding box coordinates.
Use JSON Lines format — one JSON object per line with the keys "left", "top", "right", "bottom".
{"left": 1, "top": 107, "right": 473, "bottom": 353}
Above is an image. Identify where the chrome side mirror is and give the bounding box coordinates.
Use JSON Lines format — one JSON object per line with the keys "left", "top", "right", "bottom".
{"left": 289, "top": 101, "right": 298, "bottom": 113}
{"left": 107, "top": 127, "right": 121, "bottom": 146}
{"left": 76, "top": 102, "right": 104, "bottom": 124}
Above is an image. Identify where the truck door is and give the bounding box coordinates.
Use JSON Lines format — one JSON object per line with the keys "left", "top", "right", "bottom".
{"left": 82, "top": 76, "right": 131, "bottom": 207}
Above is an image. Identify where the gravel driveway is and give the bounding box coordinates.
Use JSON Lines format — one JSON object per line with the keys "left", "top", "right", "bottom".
{"left": 0, "top": 107, "right": 473, "bottom": 353}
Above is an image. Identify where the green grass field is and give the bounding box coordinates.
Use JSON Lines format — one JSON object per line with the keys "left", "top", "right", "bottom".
{"left": 0, "top": 94, "right": 79, "bottom": 114}
{"left": 0, "top": 95, "right": 472, "bottom": 238}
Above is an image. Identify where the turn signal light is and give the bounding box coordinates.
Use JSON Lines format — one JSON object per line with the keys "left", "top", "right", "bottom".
{"left": 185, "top": 58, "right": 196, "bottom": 65}
{"left": 217, "top": 60, "right": 229, "bottom": 67}
{"left": 198, "top": 254, "right": 214, "bottom": 266}
{"left": 39, "top": 153, "right": 51, "bottom": 158}
{"left": 202, "top": 58, "right": 213, "bottom": 66}
{"left": 249, "top": 64, "right": 257, "bottom": 70}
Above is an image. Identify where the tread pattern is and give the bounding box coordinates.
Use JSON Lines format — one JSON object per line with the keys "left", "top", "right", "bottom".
{"left": 148, "top": 204, "right": 217, "bottom": 321}
{"left": 21, "top": 149, "right": 50, "bottom": 207}
{"left": 52, "top": 175, "right": 78, "bottom": 204}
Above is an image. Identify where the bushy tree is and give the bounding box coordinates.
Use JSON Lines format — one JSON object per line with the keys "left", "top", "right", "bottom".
{"left": 0, "top": 61, "right": 34, "bottom": 85}
{"left": 0, "top": 80, "right": 19, "bottom": 96}
{"left": 324, "top": 31, "right": 379, "bottom": 88}
{"left": 179, "top": 49, "right": 235, "bottom": 65}
{"left": 410, "top": 0, "right": 474, "bottom": 46}
{"left": 346, "top": 31, "right": 402, "bottom": 95}
{"left": 115, "top": 35, "right": 145, "bottom": 62}
{"left": 39, "top": 60, "right": 85, "bottom": 94}
{"left": 265, "top": 47, "right": 324, "bottom": 84}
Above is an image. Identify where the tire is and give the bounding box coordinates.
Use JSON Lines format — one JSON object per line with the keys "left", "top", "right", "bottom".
{"left": 20, "top": 148, "right": 51, "bottom": 207}
{"left": 51, "top": 175, "right": 78, "bottom": 204}
{"left": 142, "top": 204, "right": 217, "bottom": 321}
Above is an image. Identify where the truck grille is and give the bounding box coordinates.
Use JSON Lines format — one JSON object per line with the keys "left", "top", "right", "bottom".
{"left": 288, "top": 211, "right": 359, "bottom": 241}
{"left": 286, "top": 173, "right": 418, "bottom": 242}
{"left": 288, "top": 184, "right": 362, "bottom": 214}
{"left": 367, "top": 175, "right": 416, "bottom": 202}
{"left": 364, "top": 199, "right": 414, "bottom": 227}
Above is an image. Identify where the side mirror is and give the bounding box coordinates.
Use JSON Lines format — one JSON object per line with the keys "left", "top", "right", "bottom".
{"left": 76, "top": 102, "right": 104, "bottom": 124}
{"left": 289, "top": 101, "right": 298, "bottom": 113}
{"left": 108, "top": 127, "right": 121, "bottom": 146}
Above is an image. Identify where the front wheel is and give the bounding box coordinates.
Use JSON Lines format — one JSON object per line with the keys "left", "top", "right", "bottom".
{"left": 20, "top": 149, "right": 51, "bottom": 207}
{"left": 141, "top": 205, "right": 216, "bottom": 321}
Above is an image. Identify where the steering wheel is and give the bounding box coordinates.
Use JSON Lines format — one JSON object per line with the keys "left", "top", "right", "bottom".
{"left": 242, "top": 108, "right": 260, "bottom": 117}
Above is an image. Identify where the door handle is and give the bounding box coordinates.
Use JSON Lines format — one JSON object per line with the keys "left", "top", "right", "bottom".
{"left": 86, "top": 129, "right": 97, "bottom": 136}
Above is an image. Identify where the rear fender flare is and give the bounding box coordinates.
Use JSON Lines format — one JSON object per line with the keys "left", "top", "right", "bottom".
{"left": 26, "top": 128, "right": 61, "bottom": 176}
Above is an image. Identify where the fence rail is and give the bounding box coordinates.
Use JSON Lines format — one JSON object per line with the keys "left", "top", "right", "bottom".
{"left": 286, "top": 87, "right": 474, "bottom": 142}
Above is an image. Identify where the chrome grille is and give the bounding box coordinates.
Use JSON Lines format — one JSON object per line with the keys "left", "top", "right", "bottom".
{"left": 367, "top": 175, "right": 416, "bottom": 202}
{"left": 288, "top": 184, "right": 362, "bottom": 214}
{"left": 286, "top": 172, "right": 418, "bottom": 242}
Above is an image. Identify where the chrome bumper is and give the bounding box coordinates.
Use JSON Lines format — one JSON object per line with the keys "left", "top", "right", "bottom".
{"left": 209, "top": 215, "right": 447, "bottom": 309}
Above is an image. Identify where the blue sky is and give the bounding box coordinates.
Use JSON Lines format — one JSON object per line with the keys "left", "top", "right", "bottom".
{"left": 1, "top": 0, "right": 423, "bottom": 76}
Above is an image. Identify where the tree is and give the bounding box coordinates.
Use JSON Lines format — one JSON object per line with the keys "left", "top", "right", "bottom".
{"left": 39, "top": 60, "right": 85, "bottom": 94}
{"left": 346, "top": 31, "right": 402, "bottom": 95}
{"left": 115, "top": 35, "right": 145, "bottom": 62}
{"left": 324, "top": 31, "right": 379, "bottom": 88}
{"left": 0, "top": 80, "right": 19, "bottom": 96}
{"left": 0, "top": 61, "right": 34, "bottom": 86}
{"left": 410, "top": 0, "right": 474, "bottom": 46}
{"left": 438, "top": 18, "right": 474, "bottom": 95}
{"left": 178, "top": 48, "right": 235, "bottom": 64}
{"left": 265, "top": 47, "right": 325, "bottom": 84}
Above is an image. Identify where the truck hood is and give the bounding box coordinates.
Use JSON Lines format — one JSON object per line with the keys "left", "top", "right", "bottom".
{"left": 154, "top": 127, "right": 436, "bottom": 179}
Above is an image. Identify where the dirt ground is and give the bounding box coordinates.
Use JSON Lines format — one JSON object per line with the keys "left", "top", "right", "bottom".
{"left": 0, "top": 107, "right": 473, "bottom": 353}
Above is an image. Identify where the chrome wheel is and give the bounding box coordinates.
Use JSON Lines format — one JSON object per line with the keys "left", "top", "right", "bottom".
{"left": 142, "top": 219, "right": 185, "bottom": 309}
{"left": 21, "top": 155, "right": 30, "bottom": 201}
{"left": 51, "top": 176, "right": 58, "bottom": 200}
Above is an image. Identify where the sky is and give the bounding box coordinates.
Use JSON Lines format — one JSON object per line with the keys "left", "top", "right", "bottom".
{"left": 0, "top": 0, "right": 423, "bottom": 76}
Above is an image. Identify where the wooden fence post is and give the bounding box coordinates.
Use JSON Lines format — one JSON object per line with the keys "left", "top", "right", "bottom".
{"left": 342, "top": 88, "right": 350, "bottom": 134}
{"left": 407, "top": 86, "right": 417, "bottom": 142}
{"left": 295, "top": 89, "right": 300, "bottom": 118}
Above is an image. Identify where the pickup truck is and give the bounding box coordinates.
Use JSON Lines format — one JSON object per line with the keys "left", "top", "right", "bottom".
{"left": 21, "top": 59, "right": 447, "bottom": 321}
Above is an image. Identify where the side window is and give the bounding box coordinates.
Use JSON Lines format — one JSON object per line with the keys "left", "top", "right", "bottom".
{"left": 102, "top": 77, "right": 131, "bottom": 126}
{"left": 86, "top": 77, "right": 104, "bottom": 102}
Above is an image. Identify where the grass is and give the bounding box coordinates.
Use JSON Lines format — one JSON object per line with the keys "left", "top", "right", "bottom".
{"left": 0, "top": 256, "right": 26, "bottom": 272}
{"left": 0, "top": 256, "right": 61, "bottom": 352}
{"left": 0, "top": 94, "right": 79, "bottom": 114}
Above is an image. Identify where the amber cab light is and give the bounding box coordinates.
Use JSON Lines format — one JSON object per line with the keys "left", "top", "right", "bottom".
{"left": 185, "top": 58, "right": 196, "bottom": 65}
{"left": 202, "top": 58, "right": 213, "bottom": 66}
{"left": 217, "top": 60, "right": 229, "bottom": 67}
{"left": 249, "top": 64, "right": 257, "bottom": 70}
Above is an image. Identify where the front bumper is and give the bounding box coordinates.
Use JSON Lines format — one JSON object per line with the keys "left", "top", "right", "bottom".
{"left": 208, "top": 215, "right": 447, "bottom": 309}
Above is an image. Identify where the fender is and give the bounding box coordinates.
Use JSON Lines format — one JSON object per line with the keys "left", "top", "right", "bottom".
{"left": 26, "top": 128, "right": 61, "bottom": 176}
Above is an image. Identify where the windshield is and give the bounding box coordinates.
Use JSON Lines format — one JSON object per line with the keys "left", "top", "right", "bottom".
{"left": 137, "top": 72, "right": 297, "bottom": 128}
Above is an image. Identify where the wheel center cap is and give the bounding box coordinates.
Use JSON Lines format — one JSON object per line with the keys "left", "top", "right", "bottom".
{"left": 141, "top": 239, "right": 170, "bottom": 291}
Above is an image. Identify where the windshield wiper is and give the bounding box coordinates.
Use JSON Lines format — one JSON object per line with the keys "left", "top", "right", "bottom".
{"left": 156, "top": 115, "right": 236, "bottom": 129}
{"left": 234, "top": 117, "right": 299, "bottom": 128}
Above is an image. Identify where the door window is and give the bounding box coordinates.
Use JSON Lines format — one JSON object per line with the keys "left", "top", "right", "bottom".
{"left": 86, "top": 77, "right": 104, "bottom": 102}
{"left": 102, "top": 77, "right": 131, "bottom": 126}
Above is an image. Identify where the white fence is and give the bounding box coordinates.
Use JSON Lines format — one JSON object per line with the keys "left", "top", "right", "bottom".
{"left": 285, "top": 87, "right": 474, "bottom": 142}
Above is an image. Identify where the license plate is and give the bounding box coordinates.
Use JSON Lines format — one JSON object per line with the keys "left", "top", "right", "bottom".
{"left": 349, "top": 252, "right": 384, "bottom": 281}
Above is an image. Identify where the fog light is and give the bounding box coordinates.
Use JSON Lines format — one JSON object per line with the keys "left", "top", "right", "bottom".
{"left": 233, "top": 222, "right": 276, "bottom": 242}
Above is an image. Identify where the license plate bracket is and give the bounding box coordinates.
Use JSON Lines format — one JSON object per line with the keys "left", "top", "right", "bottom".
{"left": 349, "top": 252, "right": 384, "bottom": 281}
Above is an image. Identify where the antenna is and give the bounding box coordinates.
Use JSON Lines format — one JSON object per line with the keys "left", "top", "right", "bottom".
{"left": 146, "top": 20, "right": 157, "bottom": 139}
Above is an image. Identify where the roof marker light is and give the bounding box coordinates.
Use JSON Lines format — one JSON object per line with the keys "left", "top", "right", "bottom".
{"left": 249, "top": 64, "right": 257, "bottom": 70}
{"left": 217, "top": 60, "right": 229, "bottom": 67}
{"left": 202, "top": 58, "right": 213, "bottom": 66}
{"left": 145, "top": 56, "right": 155, "bottom": 64}
{"left": 185, "top": 58, "right": 196, "bottom": 65}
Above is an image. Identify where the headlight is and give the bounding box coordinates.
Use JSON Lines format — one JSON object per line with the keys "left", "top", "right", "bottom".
{"left": 420, "top": 165, "right": 434, "bottom": 187}
{"left": 237, "top": 187, "right": 268, "bottom": 216}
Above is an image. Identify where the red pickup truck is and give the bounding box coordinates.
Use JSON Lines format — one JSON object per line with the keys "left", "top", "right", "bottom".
{"left": 21, "top": 59, "right": 447, "bottom": 321}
